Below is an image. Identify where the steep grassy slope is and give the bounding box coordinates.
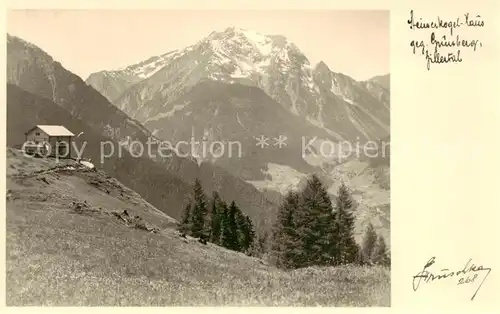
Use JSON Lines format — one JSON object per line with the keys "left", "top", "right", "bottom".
{"left": 7, "top": 84, "right": 189, "bottom": 217}
{"left": 6, "top": 149, "right": 390, "bottom": 306}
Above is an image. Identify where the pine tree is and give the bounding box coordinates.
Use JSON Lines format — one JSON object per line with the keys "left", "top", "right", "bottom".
{"left": 219, "top": 205, "right": 228, "bottom": 243}
{"left": 234, "top": 209, "right": 255, "bottom": 253}
{"left": 271, "top": 191, "right": 302, "bottom": 269}
{"left": 296, "top": 174, "right": 336, "bottom": 267}
{"left": 221, "top": 201, "right": 240, "bottom": 251}
{"left": 334, "top": 182, "right": 359, "bottom": 265}
{"left": 190, "top": 179, "right": 209, "bottom": 240}
{"left": 235, "top": 206, "right": 248, "bottom": 251}
{"left": 245, "top": 216, "right": 256, "bottom": 251}
{"left": 361, "top": 222, "right": 378, "bottom": 265}
{"left": 372, "top": 235, "right": 390, "bottom": 267}
{"left": 209, "top": 191, "right": 225, "bottom": 245}
{"left": 178, "top": 202, "right": 192, "bottom": 235}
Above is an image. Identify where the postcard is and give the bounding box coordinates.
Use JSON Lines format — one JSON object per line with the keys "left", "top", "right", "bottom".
{"left": 1, "top": 0, "right": 498, "bottom": 312}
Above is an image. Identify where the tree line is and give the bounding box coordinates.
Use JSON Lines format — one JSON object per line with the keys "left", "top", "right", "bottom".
{"left": 178, "top": 175, "right": 390, "bottom": 269}
{"left": 271, "top": 174, "right": 390, "bottom": 269}
{"left": 177, "top": 179, "right": 257, "bottom": 254}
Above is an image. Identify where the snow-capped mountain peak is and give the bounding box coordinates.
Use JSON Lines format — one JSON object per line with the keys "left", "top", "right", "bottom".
{"left": 91, "top": 27, "right": 303, "bottom": 85}
{"left": 187, "top": 26, "right": 315, "bottom": 88}
{"left": 86, "top": 27, "right": 390, "bottom": 144}
{"left": 202, "top": 27, "right": 293, "bottom": 62}
{"left": 205, "top": 27, "right": 280, "bottom": 55}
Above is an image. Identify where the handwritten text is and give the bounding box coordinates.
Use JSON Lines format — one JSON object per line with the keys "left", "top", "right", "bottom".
{"left": 412, "top": 257, "right": 492, "bottom": 300}
{"left": 408, "top": 10, "right": 485, "bottom": 70}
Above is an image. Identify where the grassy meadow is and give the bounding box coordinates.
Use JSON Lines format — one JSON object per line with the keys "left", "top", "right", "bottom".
{"left": 6, "top": 149, "right": 390, "bottom": 306}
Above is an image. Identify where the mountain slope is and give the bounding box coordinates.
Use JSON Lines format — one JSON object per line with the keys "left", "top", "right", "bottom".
{"left": 7, "top": 83, "right": 189, "bottom": 219}
{"left": 85, "top": 53, "right": 176, "bottom": 102}
{"left": 6, "top": 82, "right": 275, "bottom": 230}
{"left": 87, "top": 27, "right": 389, "bottom": 143}
{"left": 83, "top": 28, "right": 391, "bottom": 241}
{"left": 85, "top": 70, "right": 143, "bottom": 103}
{"left": 6, "top": 148, "right": 390, "bottom": 306}
{"left": 368, "top": 74, "right": 390, "bottom": 90}
{"left": 143, "top": 79, "right": 335, "bottom": 180}
{"left": 7, "top": 34, "right": 152, "bottom": 145}
{"left": 145, "top": 79, "right": 390, "bottom": 243}
{"left": 360, "top": 74, "right": 390, "bottom": 109}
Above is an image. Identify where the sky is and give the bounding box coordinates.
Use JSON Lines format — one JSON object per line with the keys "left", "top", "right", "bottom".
{"left": 7, "top": 10, "right": 389, "bottom": 81}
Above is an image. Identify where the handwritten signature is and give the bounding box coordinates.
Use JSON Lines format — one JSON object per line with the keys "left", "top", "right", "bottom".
{"left": 413, "top": 257, "right": 491, "bottom": 300}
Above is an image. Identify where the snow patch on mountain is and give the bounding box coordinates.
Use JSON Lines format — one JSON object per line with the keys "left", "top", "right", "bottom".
{"left": 115, "top": 50, "right": 182, "bottom": 80}
{"left": 203, "top": 27, "right": 310, "bottom": 86}
{"left": 237, "top": 28, "right": 274, "bottom": 56}
{"left": 210, "top": 40, "right": 233, "bottom": 65}
{"left": 331, "top": 78, "right": 356, "bottom": 105}
{"left": 134, "top": 62, "right": 166, "bottom": 79}
{"left": 236, "top": 112, "right": 246, "bottom": 129}
{"left": 145, "top": 103, "right": 189, "bottom": 123}
{"left": 231, "top": 67, "right": 247, "bottom": 78}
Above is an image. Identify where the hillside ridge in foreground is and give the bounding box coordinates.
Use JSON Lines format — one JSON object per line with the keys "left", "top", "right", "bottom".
{"left": 6, "top": 148, "right": 389, "bottom": 306}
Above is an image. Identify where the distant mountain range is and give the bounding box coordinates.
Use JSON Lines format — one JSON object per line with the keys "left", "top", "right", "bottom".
{"left": 87, "top": 27, "right": 389, "bottom": 144}
{"left": 7, "top": 27, "right": 390, "bottom": 242}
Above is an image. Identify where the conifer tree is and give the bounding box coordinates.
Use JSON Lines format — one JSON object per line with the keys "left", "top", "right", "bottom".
{"left": 234, "top": 209, "right": 255, "bottom": 253}
{"left": 245, "top": 216, "right": 256, "bottom": 251}
{"left": 372, "top": 235, "right": 390, "bottom": 267}
{"left": 178, "top": 201, "right": 192, "bottom": 235}
{"left": 218, "top": 205, "right": 228, "bottom": 242}
{"left": 190, "top": 179, "right": 209, "bottom": 240}
{"left": 296, "top": 174, "right": 336, "bottom": 267}
{"left": 209, "top": 191, "right": 225, "bottom": 245}
{"left": 235, "top": 207, "right": 247, "bottom": 251}
{"left": 361, "top": 222, "right": 378, "bottom": 265}
{"left": 272, "top": 191, "right": 302, "bottom": 269}
{"left": 334, "top": 182, "right": 359, "bottom": 264}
